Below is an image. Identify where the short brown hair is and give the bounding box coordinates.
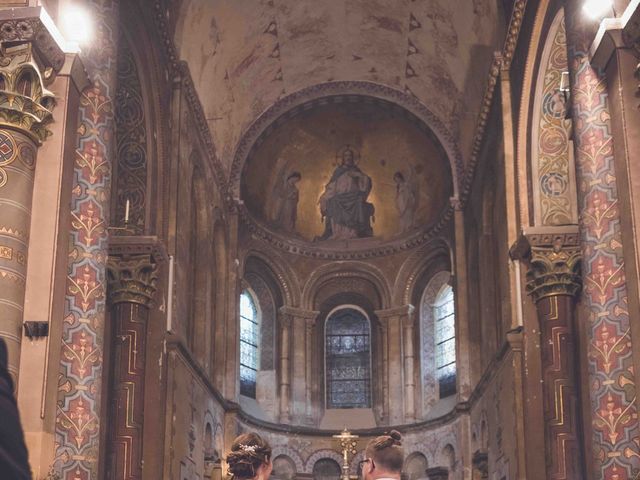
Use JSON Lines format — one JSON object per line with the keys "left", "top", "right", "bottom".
{"left": 365, "top": 430, "right": 404, "bottom": 472}
{"left": 226, "top": 433, "right": 272, "bottom": 479}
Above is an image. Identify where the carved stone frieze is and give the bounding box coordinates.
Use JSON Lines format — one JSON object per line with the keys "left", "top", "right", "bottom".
{"left": 512, "top": 226, "right": 581, "bottom": 303}
{"left": 107, "top": 254, "right": 158, "bottom": 306}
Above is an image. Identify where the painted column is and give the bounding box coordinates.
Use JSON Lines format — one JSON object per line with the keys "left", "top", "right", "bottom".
{"left": 106, "top": 252, "right": 158, "bottom": 480}
{"left": 401, "top": 305, "right": 416, "bottom": 422}
{"left": 565, "top": 2, "right": 640, "bottom": 477}
{"left": 54, "top": 1, "right": 120, "bottom": 478}
{"left": 519, "top": 227, "right": 584, "bottom": 479}
{"left": 0, "top": 41, "right": 55, "bottom": 387}
{"left": 278, "top": 307, "right": 292, "bottom": 423}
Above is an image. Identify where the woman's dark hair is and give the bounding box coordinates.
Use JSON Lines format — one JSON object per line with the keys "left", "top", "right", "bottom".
{"left": 226, "top": 433, "right": 272, "bottom": 479}
{"left": 365, "top": 430, "right": 404, "bottom": 473}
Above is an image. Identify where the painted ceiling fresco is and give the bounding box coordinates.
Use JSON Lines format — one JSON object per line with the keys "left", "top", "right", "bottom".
{"left": 240, "top": 101, "right": 452, "bottom": 243}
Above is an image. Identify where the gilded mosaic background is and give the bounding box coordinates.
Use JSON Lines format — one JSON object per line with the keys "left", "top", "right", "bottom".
{"left": 241, "top": 101, "right": 452, "bottom": 242}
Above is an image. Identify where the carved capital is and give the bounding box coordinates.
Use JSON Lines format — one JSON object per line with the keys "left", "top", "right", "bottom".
{"left": 107, "top": 254, "right": 158, "bottom": 307}
{"left": 513, "top": 227, "right": 582, "bottom": 303}
{"left": 0, "top": 8, "right": 69, "bottom": 144}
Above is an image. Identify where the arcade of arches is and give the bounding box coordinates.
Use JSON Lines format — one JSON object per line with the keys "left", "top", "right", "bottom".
{"left": 3, "top": 1, "right": 640, "bottom": 479}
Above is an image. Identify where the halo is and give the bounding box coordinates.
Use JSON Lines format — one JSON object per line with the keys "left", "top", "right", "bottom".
{"left": 335, "top": 144, "right": 361, "bottom": 165}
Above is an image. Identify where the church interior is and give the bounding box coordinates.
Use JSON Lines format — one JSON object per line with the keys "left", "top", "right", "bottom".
{"left": 2, "top": 0, "right": 640, "bottom": 479}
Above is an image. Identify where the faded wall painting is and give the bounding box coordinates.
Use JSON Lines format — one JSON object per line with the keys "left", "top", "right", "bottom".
{"left": 241, "top": 100, "right": 451, "bottom": 243}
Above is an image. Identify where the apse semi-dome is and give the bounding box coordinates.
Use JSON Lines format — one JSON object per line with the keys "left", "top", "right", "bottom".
{"left": 239, "top": 93, "right": 454, "bottom": 256}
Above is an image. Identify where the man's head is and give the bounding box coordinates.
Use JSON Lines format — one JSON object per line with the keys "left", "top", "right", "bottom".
{"left": 342, "top": 148, "right": 355, "bottom": 166}
{"left": 360, "top": 430, "right": 404, "bottom": 480}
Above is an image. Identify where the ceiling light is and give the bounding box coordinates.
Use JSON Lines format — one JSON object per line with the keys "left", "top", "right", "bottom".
{"left": 583, "top": 0, "right": 614, "bottom": 20}
{"left": 60, "top": 5, "right": 93, "bottom": 49}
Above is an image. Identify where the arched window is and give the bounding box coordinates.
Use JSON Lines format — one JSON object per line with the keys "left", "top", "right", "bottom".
{"left": 240, "top": 290, "right": 259, "bottom": 398}
{"left": 325, "top": 307, "right": 371, "bottom": 409}
{"left": 434, "top": 285, "right": 456, "bottom": 397}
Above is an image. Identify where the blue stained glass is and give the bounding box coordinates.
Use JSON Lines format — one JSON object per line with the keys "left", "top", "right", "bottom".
{"left": 240, "top": 290, "right": 258, "bottom": 398}
{"left": 325, "top": 308, "right": 371, "bottom": 408}
{"left": 434, "top": 285, "right": 456, "bottom": 397}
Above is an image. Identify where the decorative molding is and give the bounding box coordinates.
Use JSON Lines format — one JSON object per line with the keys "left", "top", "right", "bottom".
{"left": 151, "top": 2, "right": 230, "bottom": 208}
{"left": 107, "top": 254, "right": 158, "bottom": 307}
{"left": 0, "top": 7, "right": 67, "bottom": 75}
{"left": 460, "top": 0, "right": 527, "bottom": 204}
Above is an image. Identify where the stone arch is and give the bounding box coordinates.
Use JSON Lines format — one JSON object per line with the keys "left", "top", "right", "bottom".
{"left": 404, "top": 452, "right": 429, "bottom": 480}
{"left": 350, "top": 450, "right": 365, "bottom": 475}
{"left": 242, "top": 249, "right": 300, "bottom": 307}
{"left": 305, "top": 450, "right": 344, "bottom": 474}
{"left": 302, "top": 261, "right": 391, "bottom": 311}
{"left": 271, "top": 454, "right": 299, "bottom": 480}
{"left": 393, "top": 238, "right": 452, "bottom": 306}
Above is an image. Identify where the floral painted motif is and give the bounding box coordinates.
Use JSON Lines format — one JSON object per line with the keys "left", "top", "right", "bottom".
{"left": 53, "top": 1, "right": 119, "bottom": 478}
{"left": 566, "top": 5, "right": 640, "bottom": 478}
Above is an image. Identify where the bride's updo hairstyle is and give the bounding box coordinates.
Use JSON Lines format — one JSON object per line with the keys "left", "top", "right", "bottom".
{"left": 365, "top": 430, "right": 404, "bottom": 473}
{"left": 226, "top": 433, "right": 272, "bottom": 479}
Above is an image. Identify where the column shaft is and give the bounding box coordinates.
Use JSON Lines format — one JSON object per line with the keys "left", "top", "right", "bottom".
{"left": 105, "top": 251, "right": 158, "bottom": 480}
{"left": 536, "top": 295, "right": 584, "bottom": 479}
{"left": 106, "top": 302, "right": 149, "bottom": 480}
{"left": 279, "top": 314, "right": 291, "bottom": 423}
{"left": 0, "top": 129, "right": 38, "bottom": 386}
{"left": 402, "top": 311, "right": 416, "bottom": 422}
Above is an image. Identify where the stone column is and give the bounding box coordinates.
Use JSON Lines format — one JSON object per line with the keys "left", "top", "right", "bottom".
{"left": 401, "top": 305, "right": 416, "bottom": 422}
{"left": 425, "top": 466, "right": 448, "bottom": 480}
{"left": 0, "top": 38, "right": 55, "bottom": 386}
{"left": 280, "top": 306, "right": 318, "bottom": 423}
{"left": 278, "top": 308, "right": 292, "bottom": 423}
{"left": 515, "top": 227, "right": 584, "bottom": 479}
{"left": 375, "top": 307, "right": 406, "bottom": 424}
{"left": 565, "top": 2, "right": 640, "bottom": 476}
{"left": 106, "top": 251, "right": 159, "bottom": 480}
{"left": 305, "top": 317, "right": 314, "bottom": 423}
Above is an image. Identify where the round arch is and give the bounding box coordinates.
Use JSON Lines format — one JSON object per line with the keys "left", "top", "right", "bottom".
{"left": 302, "top": 261, "right": 391, "bottom": 311}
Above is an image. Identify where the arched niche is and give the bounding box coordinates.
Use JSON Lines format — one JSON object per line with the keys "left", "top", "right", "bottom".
{"left": 312, "top": 458, "right": 342, "bottom": 480}
{"left": 272, "top": 455, "right": 296, "bottom": 480}
{"left": 404, "top": 452, "right": 429, "bottom": 480}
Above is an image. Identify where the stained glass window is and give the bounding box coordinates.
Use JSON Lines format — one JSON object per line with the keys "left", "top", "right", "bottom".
{"left": 240, "top": 290, "right": 259, "bottom": 398}
{"left": 434, "top": 285, "right": 456, "bottom": 397}
{"left": 326, "top": 308, "right": 371, "bottom": 409}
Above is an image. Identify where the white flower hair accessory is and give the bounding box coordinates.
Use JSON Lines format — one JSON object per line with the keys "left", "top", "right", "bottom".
{"left": 239, "top": 444, "right": 258, "bottom": 453}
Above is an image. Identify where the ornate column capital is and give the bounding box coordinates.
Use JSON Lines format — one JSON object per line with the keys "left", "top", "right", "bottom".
{"left": 511, "top": 226, "right": 582, "bottom": 303}
{"left": 107, "top": 254, "right": 158, "bottom": 307}
{"left": 0, "top": 7, "right": 70, "bottom": 144}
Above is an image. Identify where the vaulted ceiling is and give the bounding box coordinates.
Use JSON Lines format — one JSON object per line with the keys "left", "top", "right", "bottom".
{"left": 173, "top": 0, "right": 504, "bottom": 172}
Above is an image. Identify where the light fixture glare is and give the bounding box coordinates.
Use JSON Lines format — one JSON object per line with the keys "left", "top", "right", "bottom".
{"left": 582, "top": 0, "right": 613, "bottom": 20}
{"left": 60, "top": 6, "right": 93, "bottom": 48}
